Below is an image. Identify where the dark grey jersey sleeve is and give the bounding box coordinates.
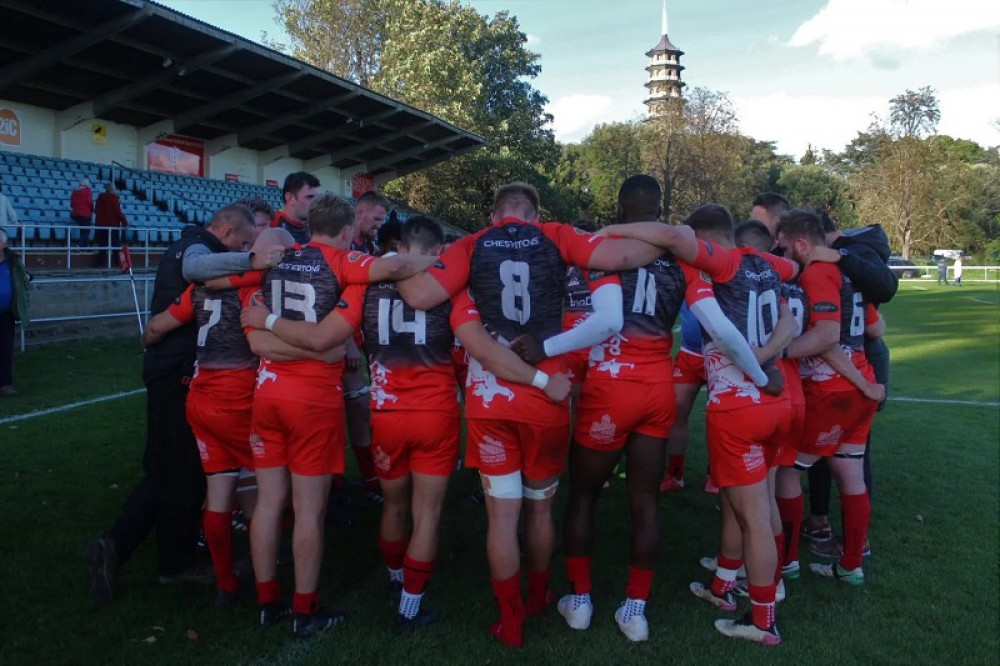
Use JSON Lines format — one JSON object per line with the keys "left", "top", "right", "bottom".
{"left": 181, "top": 244, "right": 253, "bottom": 282}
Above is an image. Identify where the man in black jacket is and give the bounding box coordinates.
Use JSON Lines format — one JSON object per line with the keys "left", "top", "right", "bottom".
{"left": 86, "top": 205, "right": 283, "bottom": 604}
{"left": 801, "top": 211, "right": 897, "bottom": 554}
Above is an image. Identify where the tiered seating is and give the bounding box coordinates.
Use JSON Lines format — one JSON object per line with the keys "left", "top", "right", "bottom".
{"left": 1, "top": 150, "right": 448, "bottom": 248}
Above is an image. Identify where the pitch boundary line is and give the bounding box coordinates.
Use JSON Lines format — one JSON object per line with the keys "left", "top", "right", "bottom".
{"left": 1, "top": 389, "right": 996, "bottom": 427}
{"left": 0, "top": 389, "right": 144, "bottom": 425}
{"left": 888, "top": 396, "right": 999, "bottom": 408}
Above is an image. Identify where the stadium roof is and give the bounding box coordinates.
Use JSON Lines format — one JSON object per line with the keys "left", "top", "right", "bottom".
{"left": 0, "top": 0, "right": 486, "bottom": 179}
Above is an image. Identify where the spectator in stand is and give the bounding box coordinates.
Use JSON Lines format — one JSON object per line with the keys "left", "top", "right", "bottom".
{"left": 70, "top": 177, "right": 95, "bottom": 247}
{"left": 234, "top": 196, "right": 276, "bottom": 234}
{"left": 0, "top": 183, "right": 19, "bottom": 228}
{"left": 0, "top": 228, "right": 31, "bottom": 397}
{"left": 95, "top": 184, "right": 128, "bottom": 267}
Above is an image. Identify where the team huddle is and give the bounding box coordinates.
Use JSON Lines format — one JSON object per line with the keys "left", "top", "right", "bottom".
{"left": 93, "top": 172, "right": 894, "bottom": 648}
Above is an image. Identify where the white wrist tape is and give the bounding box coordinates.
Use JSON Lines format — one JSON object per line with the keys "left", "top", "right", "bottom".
{"left": 531, "top": 370, "right": 550, "bottom": 390}
{"left": 265, "top": 313, "right": 279, "bottom": 331}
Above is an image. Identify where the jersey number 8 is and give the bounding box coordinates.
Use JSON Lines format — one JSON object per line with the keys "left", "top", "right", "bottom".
{"left": 499, "top": 260, "right": 531, "bottom": 324}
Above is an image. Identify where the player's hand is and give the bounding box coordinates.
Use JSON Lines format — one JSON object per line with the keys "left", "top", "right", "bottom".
{"left": 321, "top": 344, "right": 347, "bottom": 365}
{"left": 594, "top": 225, "right": 617, "bottom": 237}
{"left": 543, "top": 372, "right": 572, "bottom": 403}
{"left": 809, "top": 245, "right": 842, "bottom": 264}
{"left": 511, "top": 334, "right": 546, "bottom": 364}
{"left": 251, "top": 246, "right": 285, "bottom": 270}
{"left": 240, "top": 302, "right": 272, "bottom": 330}
{"left": 761, "top": 365, "right": 785, "bottom": 396}
{"left": 345, "top": 342, "right": 362, "bottom": 371}
{"left": 863, "top": 382, "right": 886, "bottom": 403}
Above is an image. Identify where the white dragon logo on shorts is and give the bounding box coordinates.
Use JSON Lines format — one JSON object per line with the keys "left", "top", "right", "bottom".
{"left": 704, "top": 345, "right": 761, "bottom": 404}
{"left": 369, "top": 361, "right": 399, "bottom": 409}
{"left": 467, "top": 357, "right": 515, "bottom": 407}
{"left": 588, "top": 415, "right": 617, "bottom": 444}
{"left": 256, "top": 362, "right": 278, "bottom": 389}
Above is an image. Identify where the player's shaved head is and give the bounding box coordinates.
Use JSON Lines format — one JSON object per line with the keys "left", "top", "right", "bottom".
{"left": 735, "top": 219, "right": 772, "bottom": 253}
{"left": 253, "top": 226, "right": 295, "bottom": 251}
{"left": 617, "top": 175, "right": 661, "bottom": 222}
{"left": 493, "top": 182, "right": 540, "bottom": 222}
{"left": 400, "top": 216, "right": 444, "bottom": 255}
{"left": 685, "top": 203, "right": 735, "bottom": 245}
{"left": 207, "top": 204, "right": 256, "bottom": 250}
{"left": 308, "top": 193, "right": 355, "bottom": 238}
{"left": 209, "top": 204, "right": 255, "bottom": 232}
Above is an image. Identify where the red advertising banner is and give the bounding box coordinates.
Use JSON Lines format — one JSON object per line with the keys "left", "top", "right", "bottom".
{"left": 266, "top": 179, "right": 279, "bottom": 188}
{"left": 0, "top": 108, "right": 21, "bottom": 147}
{"left": 351, "top": 173, "right": 375, "bottom": 198}
{"left": 225, "top": 173, "right": 240, "bottom": 182}
{"left": 146, "top": 134, "right": 204, "bottom": 177}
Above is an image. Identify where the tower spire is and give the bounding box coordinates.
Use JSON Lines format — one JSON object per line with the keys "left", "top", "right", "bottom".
{"left": 662, "top": 0, "right": 668, "bottom": 36}
{"left": 644, "top": 0, "right": 685, "bottom": 116}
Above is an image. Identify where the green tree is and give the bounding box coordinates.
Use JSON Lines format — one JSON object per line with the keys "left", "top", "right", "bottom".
{"left": 275, "top": 0, "right": 557, "bottom": 231}
{"left": 777, "top": 164, "right": 855, "bottom": 226}
{"left": 888, "top": 86, "right": 940, "bottom": 139}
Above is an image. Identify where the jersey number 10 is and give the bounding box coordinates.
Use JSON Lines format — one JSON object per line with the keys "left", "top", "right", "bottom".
{"left": 747, "top": 290, "right": 778, "bottom": 347}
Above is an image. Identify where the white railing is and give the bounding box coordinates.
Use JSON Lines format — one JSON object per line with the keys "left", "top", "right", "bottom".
{"left": 4, "top": 221, "right": 176, "bottom": 270}
{"left": 900, "top": 266, "right": 1000, "bottom": 282}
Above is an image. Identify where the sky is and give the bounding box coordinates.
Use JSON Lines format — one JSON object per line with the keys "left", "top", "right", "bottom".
{"left": 159, "top": 0, "right": 1000, "bottom": 158}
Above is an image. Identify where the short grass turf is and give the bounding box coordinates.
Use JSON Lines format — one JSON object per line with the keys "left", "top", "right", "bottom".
{"left": 0, "top": 282, "right": 997, "bottom": 665}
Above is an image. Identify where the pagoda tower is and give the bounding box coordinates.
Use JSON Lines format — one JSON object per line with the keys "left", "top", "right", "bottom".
{"left": 644, "top": 1, "right": 685, "bottom": 116}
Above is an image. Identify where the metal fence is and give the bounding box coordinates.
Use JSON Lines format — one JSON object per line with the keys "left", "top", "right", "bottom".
{"left": 4, "top": 221, "right": 175, "bottom": 271}
{"left": 900, "top": 266, "right": 1000, "bottom": 282}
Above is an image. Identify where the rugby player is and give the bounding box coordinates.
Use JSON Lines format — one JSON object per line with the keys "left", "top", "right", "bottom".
{"left": 343, "top": 190, "right": 393, "bottom": 501}
{"left": 238, "top": 194, "right": 437, "bottom": 637}
{"left": 749, "top": 193, "right": 791, "bottom": 239}
{"left": 600, "top": 201, "right": 794, "bottom": 645}
{"left": 393, "top": 182, "right": 691, "bottom": 647}
{"left": 141, "top": 227, "right": 334, "bottom": 606}
{"left": 270, "top": 171, "right": 318, "bottom": 245}
{"left": 775, "top": 210, "right": 884, "bottom": 587}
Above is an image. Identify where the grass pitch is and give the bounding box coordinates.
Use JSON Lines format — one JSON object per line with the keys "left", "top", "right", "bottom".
{"left": 0, "top": 282, "right": 997, "bottom": 665}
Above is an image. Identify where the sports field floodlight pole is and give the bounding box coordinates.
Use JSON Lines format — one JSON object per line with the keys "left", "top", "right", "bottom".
{"left": 117, "top": 231, "right": 143, "bottom": 335}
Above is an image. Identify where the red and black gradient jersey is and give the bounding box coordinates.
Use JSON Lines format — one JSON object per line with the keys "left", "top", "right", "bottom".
{"left": 168, "top": 283, "right": 259, "bottom": 399}
{"left": 270, "top": 210, "right": 310, "bottom": 245}
{"left": 797, "top": 261, "right": 874, "bottom": 390}
{"left": 343, "top": 280, "right": 459, "bottom": 413}
{"left": 780, "top": 279, "right": 810, "bottom": 401}
{"left": 427, "top": 217, "right": 604, "bottom": 383}
{"left": 253, "top": 243, "right": 373, "bottom": 397}
{"left": 699, "top": 247, "right": 796, "bottom": 411}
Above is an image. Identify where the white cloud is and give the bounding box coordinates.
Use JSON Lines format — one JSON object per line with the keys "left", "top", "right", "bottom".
{"left": 789, "top": 0, "right": 1000, "bottom": 60}
{"left": 546, "top": 93, "right": 616, "bottom": 142}
{"left": 733, "top": 83, "right": 1000, "bottom": 159}
{"left": 525, "top": 33, "right": 542, "bottom": 48}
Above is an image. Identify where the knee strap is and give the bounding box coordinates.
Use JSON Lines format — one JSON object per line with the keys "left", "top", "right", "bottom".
{"left": 522, "top": 480, "right": 559, "bottom": 501}
{"left": 481, "top": 471, "right": 522, "bottom": 499}
{"left": 834, "top": 451, "right": 865, "bottom": 459}
{"left": 794, "top": 460, "right": 815, "bottom": 471}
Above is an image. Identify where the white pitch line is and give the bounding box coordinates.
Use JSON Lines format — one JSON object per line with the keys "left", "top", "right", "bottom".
{"left": 888, "top": 396, "right": 999, "bottom": 408}
{"left": 0, "top": 389, "right": 144, "bottom": 425}
{"left": 968, "top": 297, "right": 997, "bottom": 305}
{"left": 0, "top": 390, "right": 995, "bottom": 427}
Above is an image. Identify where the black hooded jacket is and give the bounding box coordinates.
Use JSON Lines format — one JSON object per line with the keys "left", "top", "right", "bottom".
{"left": 833, "top": 224, "right": 898, "bottom": 306}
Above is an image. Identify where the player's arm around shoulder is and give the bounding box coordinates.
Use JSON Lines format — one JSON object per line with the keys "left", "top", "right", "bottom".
{"left": 240, "top": 285, "right": 363, "bottom": 353}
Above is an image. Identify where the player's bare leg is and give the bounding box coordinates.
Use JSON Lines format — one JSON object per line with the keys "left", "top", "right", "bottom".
{"left": 236, "top": 468, "right": 258, "bottom": 520}
{"left": 391, "top": 472, "right": 449, "bottom": 627}
{"left": 343, "top": 367, "right": 377, "bottom": 496}
{"left": 290, "top": 472, "right": 332, "bottom": 606}
{"left": 376, "top": 474, "right": 411, "bottom": 601}
{"left": 522, "top": 474, "right": 559, "bottom": 616}
{"left": 561, "top": 442, "right": 620, "bottom": 630}
{"left": 250, "top": 466, "right": 290, "bottom": 622}
{"left": 616, "top": 433, "right": 665, "bottom": 640}
{"left": 662, "top": 382, "right": 700, "bottom": 491}
{"left": 482, "top": 483, "right": 524, "bottom": 647}
{"left": 812, "top": 445, "right": 869, "bottom": 585}
{"left": 709, "top": 481, "right": 780, "bottom": 644}
{"left": 203, "top": 472, "right": 240, "bottom": 604}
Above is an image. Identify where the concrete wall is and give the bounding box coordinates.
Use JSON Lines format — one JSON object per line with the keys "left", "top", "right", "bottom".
{"left": 0, "top": 99, "right": 346, "bottom": 192}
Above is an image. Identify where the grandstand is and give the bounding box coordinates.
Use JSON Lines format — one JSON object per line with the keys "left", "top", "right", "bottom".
{"left": 0, "top": 0, "right": 483, "bottom": 344}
